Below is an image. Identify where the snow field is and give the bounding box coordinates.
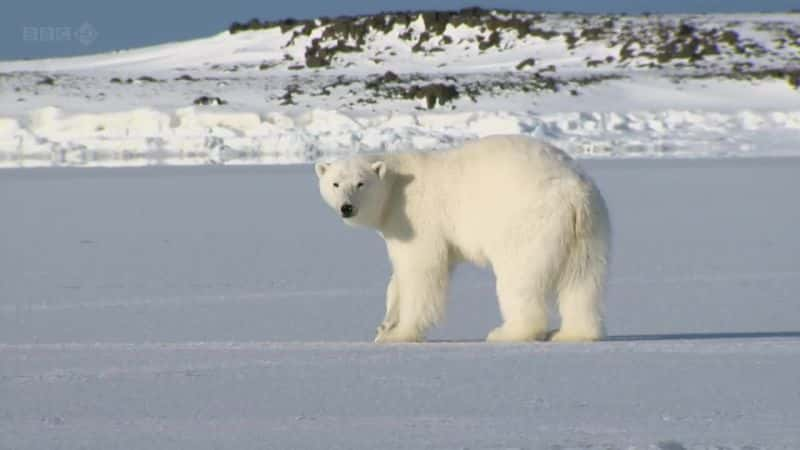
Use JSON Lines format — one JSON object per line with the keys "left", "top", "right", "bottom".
{"left": 2, "top": 159, "right": 799, "bottom": 449}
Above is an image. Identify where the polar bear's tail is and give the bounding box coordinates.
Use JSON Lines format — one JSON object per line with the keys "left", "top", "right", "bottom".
{"left": 553, "top": 179, "right": 611, "bottom": 342}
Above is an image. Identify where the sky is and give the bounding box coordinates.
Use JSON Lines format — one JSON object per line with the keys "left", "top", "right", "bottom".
{"left": 2, "top": 0, "right": 797, "bottom": 60}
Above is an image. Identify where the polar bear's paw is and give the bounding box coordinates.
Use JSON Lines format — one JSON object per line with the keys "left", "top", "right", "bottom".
{"left": 374, "top": 326, "right": 423, "bottom": 343}
{"left": 486, "top": 324, "right": 548, "bottom": 343}
{"left": 548, "top": 328, "right": 604, "bottom": 342}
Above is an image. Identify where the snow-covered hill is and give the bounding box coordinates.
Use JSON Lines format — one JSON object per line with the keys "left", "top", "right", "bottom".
{"left": 1, "top": 8, "right": 799, "bottom": 167}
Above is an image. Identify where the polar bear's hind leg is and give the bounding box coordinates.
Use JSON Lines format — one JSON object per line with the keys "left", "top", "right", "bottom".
{"left": 550, "top": 273, "right": 605, "bottom": 342}
{"left": 487, "top": 261, "right": 552, "bottom": 342}
{"left": 551, "top": 187, "right": 609, "bottom": 342}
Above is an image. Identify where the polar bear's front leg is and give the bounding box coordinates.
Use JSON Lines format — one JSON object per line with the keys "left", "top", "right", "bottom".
{"left": 374, "top": 245, "right": 450, "bottom": 343}
{"left": 374, "top": 270, "right": 426, "bottom": 343}
{"left": 375, "top": 275, "right": 399, "bottom": 339}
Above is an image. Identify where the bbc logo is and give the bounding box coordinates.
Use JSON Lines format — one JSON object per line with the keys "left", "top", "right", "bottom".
{"left": 22, "top": 22, "right": 98, "bottom": 46}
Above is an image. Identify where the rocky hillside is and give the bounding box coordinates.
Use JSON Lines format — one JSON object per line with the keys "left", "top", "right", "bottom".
{"left": 227, "top": 8, "right": 800, "bottom": 95}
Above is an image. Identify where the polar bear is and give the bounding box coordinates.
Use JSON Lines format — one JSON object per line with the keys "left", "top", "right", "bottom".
{"left": 315, "top": 135, "right": 610, "bottom": 343}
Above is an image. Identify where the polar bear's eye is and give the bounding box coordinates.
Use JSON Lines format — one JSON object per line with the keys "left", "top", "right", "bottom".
{"left": 333, "top": 182, "right": 339, "bottom": 188}
{"left": 357, "top": 182, "right": 364, "bottom": 189}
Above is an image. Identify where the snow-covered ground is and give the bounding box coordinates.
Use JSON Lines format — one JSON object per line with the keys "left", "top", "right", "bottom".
{"left": 1, "top": 11, "right": 799, "bottom": 166}
{"left": 2, "top": 159, "right": 799, "bottom": 449}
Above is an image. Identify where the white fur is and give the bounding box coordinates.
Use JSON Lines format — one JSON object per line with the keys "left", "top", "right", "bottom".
{"left": 315, "top": 135, "right": 611, "bottom": 343}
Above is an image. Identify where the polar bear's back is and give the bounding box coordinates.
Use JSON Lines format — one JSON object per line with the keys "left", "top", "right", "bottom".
{"left": 425, "top": 135, "right": 586, "bottom": 197}
{"left": 386, "top": 135, "right": 589, "bottom": 203}
{"left": 448, "top": 134, "right": 574, "bottom": 174}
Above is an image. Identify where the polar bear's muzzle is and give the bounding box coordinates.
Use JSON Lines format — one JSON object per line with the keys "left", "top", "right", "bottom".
{"left": 340, "top": 203, "right": 356, "bottom": 218}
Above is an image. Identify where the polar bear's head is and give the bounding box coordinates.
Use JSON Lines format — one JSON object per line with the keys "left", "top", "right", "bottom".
{"left": 315, "top": 157, "right": 389, "bottom": 228}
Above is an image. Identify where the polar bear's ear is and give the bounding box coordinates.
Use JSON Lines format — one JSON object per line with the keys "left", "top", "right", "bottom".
{"left": 371, "top": 161, "right": 387, "bottom": 179}
{"left": 314, "top": 162, "right": 328, "bottom": 179}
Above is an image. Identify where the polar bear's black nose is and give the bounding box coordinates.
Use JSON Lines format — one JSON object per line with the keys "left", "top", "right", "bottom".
{"left": 340, "top": 204, "right": 354, "bottom": 218}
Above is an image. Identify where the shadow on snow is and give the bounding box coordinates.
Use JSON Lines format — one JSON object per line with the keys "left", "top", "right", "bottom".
{"left": 605, "top": 331, "right": 800, "bottom": 341}
{"left": 429, "top": 331, "right": 800, "bottom": 343}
